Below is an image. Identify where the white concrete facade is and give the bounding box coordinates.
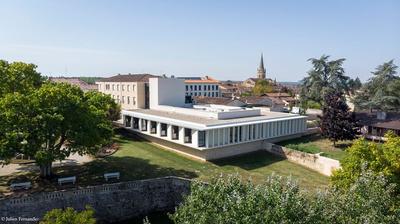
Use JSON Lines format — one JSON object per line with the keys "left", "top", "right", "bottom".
{"left": 121, "top": 77, "right": 307, "bottom": 160}
{"left": 122, "top": 111, "right": 307, "bottom": 150}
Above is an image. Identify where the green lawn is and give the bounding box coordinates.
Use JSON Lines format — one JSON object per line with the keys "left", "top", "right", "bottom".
{"left": 277, "top": 134, "right": 351, "bottom": 161}
{"left": 0, "top": 134, "right": 329, "bottom": 195}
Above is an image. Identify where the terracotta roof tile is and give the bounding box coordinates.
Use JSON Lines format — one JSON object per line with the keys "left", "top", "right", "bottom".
{"left": 98, "top": 74, "right": 158, "bottom": 82}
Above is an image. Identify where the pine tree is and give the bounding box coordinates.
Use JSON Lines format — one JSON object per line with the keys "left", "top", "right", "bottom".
{"left": 319, "top": 90, "right": 357, "bottom": 146}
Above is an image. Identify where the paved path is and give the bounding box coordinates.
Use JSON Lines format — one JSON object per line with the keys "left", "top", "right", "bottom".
{"left": 0, "top": 154, "right": 93, "bottom": 176}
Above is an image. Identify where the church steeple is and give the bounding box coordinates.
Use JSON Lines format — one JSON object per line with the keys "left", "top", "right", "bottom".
{"left": 257, "top": 53, "right": 266, "bottom": 79}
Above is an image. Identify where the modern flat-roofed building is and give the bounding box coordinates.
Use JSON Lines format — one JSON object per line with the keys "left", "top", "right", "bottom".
{"left": 178, "top": 76, "right": 221, "bottom": 98}
{"left": 96, "top": 74, "right": 157, "bottom": 110}
{"left": 121, "top": 77, "right": 307, "bottom": 160}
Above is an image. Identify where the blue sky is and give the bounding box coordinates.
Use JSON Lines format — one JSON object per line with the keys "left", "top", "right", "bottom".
{"left": 0, "top": 0, "right": 399, "bottom": 81}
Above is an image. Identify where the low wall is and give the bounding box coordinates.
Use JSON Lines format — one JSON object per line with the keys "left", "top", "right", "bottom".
{"left": 0, "top": 177, "right": 190, "bottom": 224}
{"left": 263, "top": 143, "right": 340, "bottom": 176}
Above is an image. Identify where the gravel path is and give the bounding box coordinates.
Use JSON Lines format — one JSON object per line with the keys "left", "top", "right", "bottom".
{"left": 0, "top": 154, "right": 93, "bottom": 176}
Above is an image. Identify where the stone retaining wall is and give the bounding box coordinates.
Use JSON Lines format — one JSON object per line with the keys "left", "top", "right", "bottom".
{"left": 0, "top": 177, "right": 190, "bottom": 224}
{"left": 263, "top": 142, "right": 340, "bottom": 176}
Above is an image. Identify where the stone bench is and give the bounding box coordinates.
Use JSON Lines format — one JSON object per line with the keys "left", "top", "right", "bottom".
{"left": 10, "top": 182, "right": 31, "bottom": 191}
{"left": 58, "top": 176, "right": 76, "bottom": 185}
{"left": 104, "top": 172, "right": 120, "bottom": 181}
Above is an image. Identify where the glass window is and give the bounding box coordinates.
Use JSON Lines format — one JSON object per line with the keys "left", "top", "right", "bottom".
{"left": 172, "top": 126, "right": 179, "bottom": 140}
{"left": 229, "top": 127, "right": 234, "bottom": 143}
{"left": 198, "top": 131, "right": 206, "bottom": 147}
{"left": 239, "top": 126, "right": 242, "bottom": 142}
{"left": 234, "top": 127, "right": 238, "bottom": 143}
{"left": 133, "top": 117, "right": 139, "bottom": 129}
{"left": 150, "top": 121, "right": 157, "bottom": 134}
{"left": 141, "top": 119, "right": 148, "bottom": 131}
{"left": 161, "top": 123, "right": 167, "bottom": 136}
{"left": 184, "top": 128, "right": 192, "bottom": 143}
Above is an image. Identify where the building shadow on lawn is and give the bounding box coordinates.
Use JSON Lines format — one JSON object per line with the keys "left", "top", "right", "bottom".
{"left": 212, "top": 151, "right": 285, "bottom": 171}
{"left": 0, "top": 156, "right": 197, "bottom": 196}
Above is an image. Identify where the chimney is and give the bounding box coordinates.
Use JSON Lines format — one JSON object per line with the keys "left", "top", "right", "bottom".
{"left": 377, "top": 111, "right": 387, "bottom": 120}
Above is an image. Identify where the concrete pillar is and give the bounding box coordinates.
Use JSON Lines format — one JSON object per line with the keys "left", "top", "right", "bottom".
{"left": 167, "top": 124, "right": 172, "bottom": 139}
{"left": 205, "top": 130, "right": 209, "bottom": 148}
{"left": 209, "top": 130, "right": 214, "bottom": 147}
{"left": 241, "top": 126, "right": 245, "bottom": 142}
{"left": 179, "top": 127, "right": 185, "bottom": 144}
{"left": 147, "top": 120, "right": 151, "bottom": 134}
{"left": 138, "top": 118, "right": 142, "bottom": 131}
{"left": 157, "top": 122, "right": 162, "bottom": 137}
{"left": 192, "top": 130, "right": 198, "bottom": 148}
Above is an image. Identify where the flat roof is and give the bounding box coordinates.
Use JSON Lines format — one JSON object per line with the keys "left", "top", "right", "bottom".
{"left": 124, "top": 108, "right": 304, "bottom": 130}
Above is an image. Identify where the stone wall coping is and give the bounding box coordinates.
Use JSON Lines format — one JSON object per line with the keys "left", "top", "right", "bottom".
{"left": 0, "top": 176, "right": 191, "bottom": 204}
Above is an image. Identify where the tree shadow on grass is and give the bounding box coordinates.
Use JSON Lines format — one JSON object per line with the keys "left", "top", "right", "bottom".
{"left": 211, "top": 151, "right": 285, "bottom": 171}
{"left": 334, "top": 142, "right": 352, "bottom": 150}
{"left": 277, "top": 134, "right": 323, "bottom": 146}
{"left": 0, "top": 156, "right": 197, "bottom": 197}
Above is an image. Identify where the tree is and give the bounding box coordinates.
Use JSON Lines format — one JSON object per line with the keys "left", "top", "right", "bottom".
{"left": 300, "top": 55, "right": 350, "bottom": 107}
{"left": 171, "top": 173, "right": 400, "bottom": 224}
{"left": 40, "top": 206, "right": 96, "bottom": 224}
{"left": 347, "top": 77, "right": 362, "bottom": 95}
{"left": 252, "top": 80, "right": 274, "bottom": 96}
{"left": 0, "top": 83, "right": 117, "bottom": 177}
{"left": 331, "top": 131, "right": 400, "bottom": 191}
{"left": 171, "top": 174, "right": 317, "bottom": 224}
{"left": 0, "top": 60, "right": 44, "bottom": 97}
{"left": 323, "top": 170, "right": 400, "bottom": 224}
{"left": 319, "top": 90, "right": 357, "bottom": 146}
{"left": 354, "top": 60, "right": 399, "bottom": 111}
{"left": 85, "top": 91, "right": 121, "bottom": 121}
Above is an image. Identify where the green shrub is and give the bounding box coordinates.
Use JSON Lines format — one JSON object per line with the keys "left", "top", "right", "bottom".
{"left": 171, "top": 172, "right": 400, "bottom": 224}
{"left": 40, "top": 206, "right": 96, "bottom": 224}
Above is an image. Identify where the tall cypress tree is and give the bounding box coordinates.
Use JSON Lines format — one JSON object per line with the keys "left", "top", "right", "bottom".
{"left": 319, "top": 90, "right": 357, "bottom": 146}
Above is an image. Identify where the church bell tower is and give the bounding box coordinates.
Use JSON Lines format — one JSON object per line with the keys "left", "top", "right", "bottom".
{"left": 257, "top": 53, "right": 266, "bottom": 79}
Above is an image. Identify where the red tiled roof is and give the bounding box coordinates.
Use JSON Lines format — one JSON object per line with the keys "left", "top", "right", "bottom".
{"left": 49, "top": 77, "right": 97, "bottom": 91}
{"left": 356, "top": 112, "right": 400, "bottom": 130}
{"left": 98, "top": 74, "right": 158, "bottom": 82}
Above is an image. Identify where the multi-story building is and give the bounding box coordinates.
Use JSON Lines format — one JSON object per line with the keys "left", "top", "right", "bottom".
{"left": 178, "top": 76, "right": 221, "bottom": 98}
{"left": 96, "top": 74, "right": 157, "bottom": 110}
{"left": 121, "top": 77, "right": 307, "bottom": 161}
